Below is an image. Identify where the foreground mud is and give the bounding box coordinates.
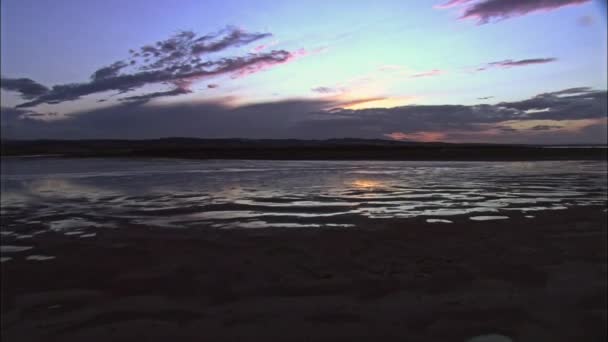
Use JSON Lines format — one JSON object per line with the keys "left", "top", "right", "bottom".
{"left": 1, "top": 207, "right": 606, "bottom": 341}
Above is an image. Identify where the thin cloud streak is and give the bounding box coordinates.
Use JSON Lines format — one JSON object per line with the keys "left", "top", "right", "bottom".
{"left": 409, "top": 69, "right": 443, "bottom": 78}
{"left": 474, "top": 57, "right": 557, "bottom": 72}
{"left": 489, "top": 58, "right": 557, "bottom": 68}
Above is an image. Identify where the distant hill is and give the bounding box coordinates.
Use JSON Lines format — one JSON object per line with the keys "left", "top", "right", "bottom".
{"left": 1, "top": 138, "right": 606, "bottom": 161}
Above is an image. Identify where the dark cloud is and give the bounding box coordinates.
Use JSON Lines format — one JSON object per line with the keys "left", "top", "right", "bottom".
{"left": 2, "top": 27, "right": 294, "bottom": 108}
{"left": 207, "top": 84, "right": 219, "bottom": 89}
{"left": 13, "top": 50, "right": 292, "bottom": 108}
{"left": 119, "top": 87, "right": 192, "bottom": 105}
{"left": 437, "top": 0, "right": 591, "bottom": 24}
{"left": 0, "top": 107, "right": 65, "bottom": 137}
{"left": 472, "top": 58, "right": 557, "bottom": 73}
{"left": 496, "top": 88, "right": 607, "bottom": 120}
{"left": 477, "top": 96, "right": 494, "bottom": 100}
{"left": 129, "top": 27, "right": 271, "bottom": 71}
{"left": 91, "top": 61, "right": 129, "bottom": 81}
{"left": 0, "top": 78, "right": 50, "bottom": 99}
{"left": 550, "top": 87, "right": 593, "bottom": 95}
{"left": 3, "top": 87, "right": 605, "bottom": 144}
{"left": 489, "top": 58, "right": 557, "bottom": 68}
{"left": 190, "top": 27, "right": 271, "bottom": 55}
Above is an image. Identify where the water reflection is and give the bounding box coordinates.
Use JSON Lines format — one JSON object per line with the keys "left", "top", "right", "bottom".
{"left": 1, "top": 159, "right": 606, "bottom": 237}
{"left": 351, "top": 179, "right": 383, "bottom": 189}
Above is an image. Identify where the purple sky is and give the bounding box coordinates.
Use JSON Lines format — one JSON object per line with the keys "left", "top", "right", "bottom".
{"left": 1, "top": 0, "right": 607, "bottom": 143}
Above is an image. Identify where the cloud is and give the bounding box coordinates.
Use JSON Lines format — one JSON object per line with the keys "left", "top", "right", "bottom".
{"left": 477, "top": 96, "right": 494, "bottom": 100}
{"left": 436, "top": 0, "right": 591, "bottom": 24}
{"left": 489, "top": 58, "right": 557, "bottom": 68}
{"left": 207, "top": 84, "right": 219, "bottom": 89}
{"left": 472, "top": 57, "right": 557, "bottom": 73}
{"left": 409, "top": 69, "right": 443, "bottom": 78}
{"left": 311, "top": 86, "right": 342, "bottom": 94}
{"left": 0, "top": 78, "right": 50, "bottom": 99}
{"left": 496, "top": 87, "right": 607, "bottom": 121}
{"left": 2, "top": 27, "right": 301, "bottom": 108}
{"left": 549, "top": 86, "right": 594, "bottom": 95}
{"left": 434, "top": 0, "right": 476, "bottom": 9}
{"left": 91, "top": 61, "right": 129, "bottom": 81}
{"left": 3, "top": 87, "right": 605, "bottom": 144}
{"left": 119, "top": 87, "right": 192, "bottom": 105}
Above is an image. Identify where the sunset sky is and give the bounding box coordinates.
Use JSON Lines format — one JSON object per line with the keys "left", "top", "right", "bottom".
{"left": 1, "top": 0, "right": 607, "bottom": 143}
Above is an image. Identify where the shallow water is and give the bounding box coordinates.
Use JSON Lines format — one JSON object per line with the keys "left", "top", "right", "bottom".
{"left": 1, "top": 158, "right": 606, "bottom": 236}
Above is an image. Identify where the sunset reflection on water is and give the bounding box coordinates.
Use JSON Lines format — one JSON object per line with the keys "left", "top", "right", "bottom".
{"left": 351, "top": 179, "right": 382, "bottom": 189}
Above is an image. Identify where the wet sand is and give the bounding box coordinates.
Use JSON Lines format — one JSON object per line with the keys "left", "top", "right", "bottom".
{"left": 1, "top": 206, "right": 606, "bottom": 341}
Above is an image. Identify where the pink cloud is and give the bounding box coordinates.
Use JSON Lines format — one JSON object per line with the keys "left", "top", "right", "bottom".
{"left": 231, "top": 47, "right": 326, "bottom": 79}
{"left": 249, "top": 39, "right": 279, "bottom": 53}
{"left": 434, "top": 0, "right": 476, "bottom": 9}
{"left": 251, "top": 45, "right": 268, "bottom": 53}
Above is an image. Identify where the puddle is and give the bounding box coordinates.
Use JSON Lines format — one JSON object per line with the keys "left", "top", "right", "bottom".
{"left": 26, "top": 255, "right": 56, "bottom": 261}
{"left": 426, "top": 219, "right": 453, "bottom": 223}
{"left": 80, "top": 233, "right": 97, "bottom": 238}
{"left": 219, "top": 221, "right": 322, "bottom": 229}
{"left": 1, "top": 245, "right": 33, "bottom": 253}
{"left": 469, "top": 216, "right": 510, "bottom": 221}
{"left": 49, "top": 218, "right": 107, "bottom": 231}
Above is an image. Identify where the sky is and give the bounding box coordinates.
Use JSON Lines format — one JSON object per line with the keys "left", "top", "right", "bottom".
{"left": 1, "top": 0, "right": 607, "bottom": 143}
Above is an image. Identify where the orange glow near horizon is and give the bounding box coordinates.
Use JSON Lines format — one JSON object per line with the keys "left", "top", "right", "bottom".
{"left": 351, "top": 179, "right": 382, "bottom": 189}
{"left": 341, "top": 96, "right": 416, "bottom": 110}
{"left": 385, "top": 131, "right": 447, "bottom": 142}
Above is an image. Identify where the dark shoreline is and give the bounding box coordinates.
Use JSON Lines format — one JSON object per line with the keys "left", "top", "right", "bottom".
{"left": 1, "top": 206, "right": 607, "bottom": 341}
{"left": 2, "top": 139, "right": 607, "bottom": 161}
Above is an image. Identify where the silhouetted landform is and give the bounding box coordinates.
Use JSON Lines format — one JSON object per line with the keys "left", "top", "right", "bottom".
{"left": 2, "top": 138, "right": 607, "bottom": 160}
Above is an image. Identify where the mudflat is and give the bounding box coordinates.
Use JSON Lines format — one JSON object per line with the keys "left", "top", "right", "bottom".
{"left": 1, "top": 206, "right": 606, "bottom": 341}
